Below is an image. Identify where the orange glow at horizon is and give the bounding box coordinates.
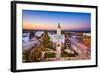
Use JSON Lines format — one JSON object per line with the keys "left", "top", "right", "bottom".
{"left": 23, "top": 22, "right": 89, "bottom": 30}
{"left": 23, "top": 22, "right": 57, "bottom": 30}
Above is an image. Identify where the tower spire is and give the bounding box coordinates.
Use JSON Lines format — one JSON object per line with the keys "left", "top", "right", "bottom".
{"left": 58, "top": 23, "right": 61, "bottom": 29}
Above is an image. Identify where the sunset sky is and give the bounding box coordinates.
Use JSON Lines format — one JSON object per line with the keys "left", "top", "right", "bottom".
{"left": 22, "top": 10, "right": 91, "bottom": 32}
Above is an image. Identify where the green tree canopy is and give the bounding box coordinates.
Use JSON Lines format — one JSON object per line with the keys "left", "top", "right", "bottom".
{"left": 41, "top": 31, "right": 52, "bottom": 48}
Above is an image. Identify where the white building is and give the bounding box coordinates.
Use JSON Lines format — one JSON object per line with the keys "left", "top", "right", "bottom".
{"left": 56, "top": 23, "right": 64, "bottom": 59}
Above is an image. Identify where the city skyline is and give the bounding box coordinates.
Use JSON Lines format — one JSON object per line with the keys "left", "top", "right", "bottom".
{"left": 23, "top": 10, "right": 91, "bottom": 32}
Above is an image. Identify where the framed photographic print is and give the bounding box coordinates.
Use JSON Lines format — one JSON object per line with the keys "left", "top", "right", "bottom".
{"left": 11, "top": 1, "right": 98, "bottom": 72}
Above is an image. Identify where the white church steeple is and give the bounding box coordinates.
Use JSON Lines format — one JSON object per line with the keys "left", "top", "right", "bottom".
{"left": 57, "top": 23, "right": 61, "bottom": 35}
{"left": 56, "top": 23, "right": 62, "bottom": 59}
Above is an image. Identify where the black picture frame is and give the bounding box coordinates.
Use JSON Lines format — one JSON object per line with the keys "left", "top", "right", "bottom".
{"left": 11, "top": 1, "right": 98, "bottom": 72}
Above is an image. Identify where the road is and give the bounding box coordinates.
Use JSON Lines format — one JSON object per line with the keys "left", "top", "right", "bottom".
{"left": 68, "top": 38, "right": 91, "bottom": 60}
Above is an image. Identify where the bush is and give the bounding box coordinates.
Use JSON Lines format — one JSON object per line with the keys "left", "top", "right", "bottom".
{"left": 22, "top": 50, "right": 30, "bottom": 62}
{"left": 62, "top": 51, "right": 76, "bottom": 57}
{"left": 45, "top": 52, "right": 56, "bottom": 58}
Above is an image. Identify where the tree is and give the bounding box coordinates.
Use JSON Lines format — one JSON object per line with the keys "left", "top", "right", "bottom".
{"left": 77, "top": 32, "right": 83, "bottom": 42}
{"left": 29, "top": 32, "right": 35, "bottom": 39}
{"left": 41, "top": 31, "right": 52, "bottom": 49}
{"left": 29, "top": 47, "right": 42, "bottom": 62}
{"left": 22, "top": 50, "right": 30, "bottom": 62}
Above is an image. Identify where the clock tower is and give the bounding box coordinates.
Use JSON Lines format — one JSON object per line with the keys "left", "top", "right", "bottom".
{"left": 56, "top": 23, "right": 62, "bottom": 59}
